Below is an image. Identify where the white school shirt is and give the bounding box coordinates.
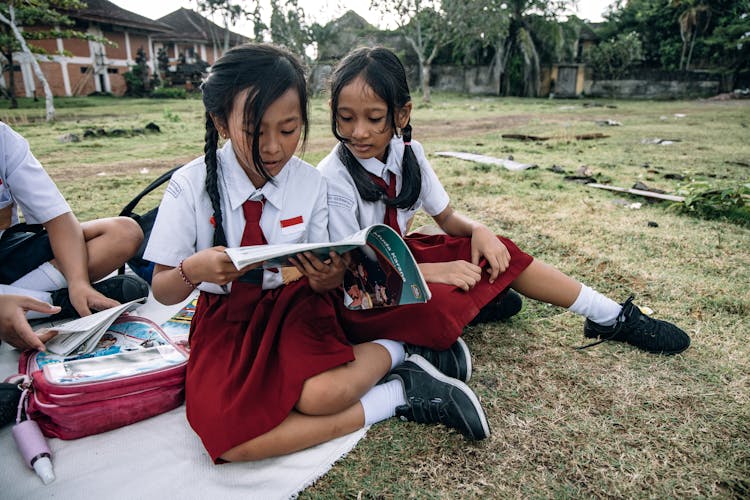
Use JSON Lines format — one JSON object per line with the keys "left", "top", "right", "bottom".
{"left": 0, "top": 122, "right": 71, "bottom": 240}
{"left": 318, "top": 136, "right": 450, "bottom": 241}
{"left": 143, "top": 141, "right": 329, "bottom": 294}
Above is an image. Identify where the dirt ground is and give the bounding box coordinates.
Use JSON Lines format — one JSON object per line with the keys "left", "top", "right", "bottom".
{"left": 51, "top": 113, "right": 535, "bottom": 182}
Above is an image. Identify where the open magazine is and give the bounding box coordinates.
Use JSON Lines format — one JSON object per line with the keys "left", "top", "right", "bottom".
{"left": 225, "top": 223, "right": 431, "bottom": 309}
{"left": 31, "top": 301, "right": 196, "bottom": 385}
{"left": 36, "top": 299, "right": 145, "bottom": 356}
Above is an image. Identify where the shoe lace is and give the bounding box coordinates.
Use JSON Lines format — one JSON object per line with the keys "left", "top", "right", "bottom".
{"left": 576, "top": 296, "right": 635, "bottom": 351}
{"left": 400, "top": 396, "right": 448, "bottom": 424}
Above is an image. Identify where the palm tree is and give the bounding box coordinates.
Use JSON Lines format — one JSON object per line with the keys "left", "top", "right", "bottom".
{"left": 499, "top": 0, "right": 570, "bottom": 96}
{"left": 672, "top": 0, "right": 712, "bottom": 70}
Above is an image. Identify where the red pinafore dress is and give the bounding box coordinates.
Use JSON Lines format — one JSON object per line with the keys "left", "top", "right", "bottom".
{"left": 185, "top": 199, "right": 355, "bottom": 462}
{"left": 336, "top": 174, "right": 534, "bottom": 348}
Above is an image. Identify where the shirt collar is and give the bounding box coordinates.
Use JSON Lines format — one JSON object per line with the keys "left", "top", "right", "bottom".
{"left": 219, "top": 141, "right": 290, "bottom": 211}
{"left": 344, "top": 136, "right": 404, "bottom": 180}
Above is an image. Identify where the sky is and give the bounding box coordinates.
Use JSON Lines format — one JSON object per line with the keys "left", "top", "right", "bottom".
{"left": 111, "top": 0, "right": 615, "bottom": 36}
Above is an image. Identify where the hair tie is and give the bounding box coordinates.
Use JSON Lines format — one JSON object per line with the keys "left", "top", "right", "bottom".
{"left": 403, "top": 141, "right": 411, "bottom": 146}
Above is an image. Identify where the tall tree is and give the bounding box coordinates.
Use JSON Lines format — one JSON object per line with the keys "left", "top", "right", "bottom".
{"left": 702, "top": 2, "right": 750, "bottom": 83}
{"left": 250, "top": 3, "right": 266, "bottom": 43}
{"left": 193, "top": 0, "right": 255, "bottom": 52}
{"left": 270, "top": 0, "right": 312, "bottom": 60}
{"left": 370, "top": 0, "right": 452, "bottom": 102}
{"left": 671, "top": 0, "right": 712, "bottom": 70}
{"left": 604, "top": 0, "right": 747, "bottom": 71}
{"left": 0, "top": 0, "right": 90, "bottom": 120}
{"left": 497, "top": 0, "right": 571, "bottom": 96}
{"left": 441, "top": 0, "right": 511, "bottom": 94}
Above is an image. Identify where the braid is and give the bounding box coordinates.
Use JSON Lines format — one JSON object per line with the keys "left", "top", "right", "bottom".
{"left": 395, "top": 123, "right": 421, "bottom": 209}
{"left": 204, "top": 113, "right": 227, "bottom": 247}
{"left": 337, "top": 144, "right": 383, "bottom": 203}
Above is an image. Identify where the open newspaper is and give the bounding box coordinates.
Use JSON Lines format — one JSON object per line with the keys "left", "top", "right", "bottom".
{"left": 225, "top": 223, "right": 431, "bottom": 309}
{"left": 36, "top": 299, "right": 145, "bottom": 356}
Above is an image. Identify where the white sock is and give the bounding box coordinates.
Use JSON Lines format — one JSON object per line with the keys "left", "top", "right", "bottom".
{"left": 0, "top": 284, "right": 54, "bottom": 319}
{"left": 568, "top": 284, "right": 622, "bottom": 326}
{"left": 371, "top": 339, "right": 406, "bottom": 370}
{"left": 360, "top": 380, "right": 407, "bottom": 426}
{"left": 11, "top": 262, "right": 67, "bottom": 292}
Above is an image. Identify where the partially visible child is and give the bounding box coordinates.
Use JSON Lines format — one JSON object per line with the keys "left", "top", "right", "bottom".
{"left": 0, "top": 122, "right": 149, "bottom": 328}
{"left": 0, "top": 293, "right": 59, "bottom": 350}
{"left": 318, "top": 46, "right": 690, "bottom": 356}
{"left": 144, "top": 43, "right": 490, "bottom": 464}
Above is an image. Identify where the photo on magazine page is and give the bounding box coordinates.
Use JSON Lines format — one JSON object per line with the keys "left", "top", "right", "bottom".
{"left": 32, "top": 318, "right": 179, "bottom": 370}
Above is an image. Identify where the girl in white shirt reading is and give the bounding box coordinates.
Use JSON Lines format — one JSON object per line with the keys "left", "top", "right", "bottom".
{"left": 318, "top": 46, "right": 690, "bottom": 359}
{"left": 145, "top": 43, "right": 491, "bottom": 463}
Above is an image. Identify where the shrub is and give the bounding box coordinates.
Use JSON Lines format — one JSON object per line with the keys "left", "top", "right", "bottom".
{"left": 673, "top": 182, "right": 750, "bottom": 226}
{"left": 150, "top": 87, "right": 187, "bottom": 99}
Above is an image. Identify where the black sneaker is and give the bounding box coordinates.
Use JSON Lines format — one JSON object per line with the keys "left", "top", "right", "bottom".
{"left": 404, "top": 337, "right": 472, "bottom": 382}
{"left": 387, "top": 354, "right": 490, "bottom": 440}
{"left": 580, "top": 296, "right": 690, "bottom": 355}
{"left": 50, "top": 275, "right": 149, "bottom": 320}
{"left": 469, "top": 289, "right": 523, "bottom": 326}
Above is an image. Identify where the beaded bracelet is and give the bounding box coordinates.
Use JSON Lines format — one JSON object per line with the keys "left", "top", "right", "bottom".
{"left": 178, "top": 259, "right": 197, "bottom": 289}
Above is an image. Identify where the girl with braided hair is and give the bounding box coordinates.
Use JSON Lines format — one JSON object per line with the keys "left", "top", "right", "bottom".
{"left": 319, "top": 46, "right": 690, "bottom": 359}
{"left": 144, "top": 43, "right": 492, "bottom": 463}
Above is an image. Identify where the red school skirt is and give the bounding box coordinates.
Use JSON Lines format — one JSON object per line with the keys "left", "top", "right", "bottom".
{"left": 337, "top": 233, "right": 533, "bottom": 350}
{"left": 185, "top": 278, "right": 355, "bottom": 463}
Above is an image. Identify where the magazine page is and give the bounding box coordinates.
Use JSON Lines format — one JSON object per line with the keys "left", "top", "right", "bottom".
{"left": 33, "top": 317, "right": 178, "bottom": 370}
{"left": 40, "top": 299, "right": 144, "bottom": 356}
{"left": 343, "top": 247, "right": 403, "bottom": 309}
{"left": 225, "top": 226, "right": 372, "bottom": 270}
{"left": 159, "top": 297, "right": 197, "bottom": 355}
{"left": 225, "top": 223, "right": 430, "bottom": 309}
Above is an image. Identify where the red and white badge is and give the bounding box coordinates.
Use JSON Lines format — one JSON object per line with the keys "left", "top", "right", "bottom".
{"left": 279, "top": 215, "right": 304, "bottom": 234}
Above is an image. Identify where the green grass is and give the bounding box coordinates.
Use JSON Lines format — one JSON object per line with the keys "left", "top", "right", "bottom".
{"left": 2, "top": 93, "right": 749, "bottom": 498}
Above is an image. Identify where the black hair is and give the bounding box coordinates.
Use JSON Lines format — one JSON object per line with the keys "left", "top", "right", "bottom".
{"left": 200, "top": 43, "right": 309, "bottom": 246}
{"left": 329, "top": 46, "right": 421, "bottom": 209}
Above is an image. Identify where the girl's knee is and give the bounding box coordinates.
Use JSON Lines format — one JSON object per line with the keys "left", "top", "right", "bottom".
{"left": 105, "top": 217, "right": 144, "bottom": 256}
{"left": 297, "top": 372, "right": 355, "bottom": 415}
{"left": 114, "top": 216, "right": 144, "bottom": 247}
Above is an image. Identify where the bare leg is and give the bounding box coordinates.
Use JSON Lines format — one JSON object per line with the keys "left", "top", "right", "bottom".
{"left": 221, "top": 343, "right": 391, "bottom": 462}
{"left": 510, "top": 260, "right": 583, "bottom": 308}
{"left": 297, "top": 342, "right": 392, "bottom": 416}
{"left": 221, "top": 405, "right": 365, "bottom": 462}
{"left": 51, "top": 217, "right": 143, "bottom": 281}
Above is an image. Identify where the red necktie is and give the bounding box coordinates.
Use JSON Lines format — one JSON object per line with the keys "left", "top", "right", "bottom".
{"left": 226, "top": 199, "right": 266, "bottom": 321}
{"left": 367, "top": 172, "right": 401, "bottom": 236}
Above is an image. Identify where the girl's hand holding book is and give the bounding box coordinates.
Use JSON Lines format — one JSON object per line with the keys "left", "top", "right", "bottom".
{"left": 189, "top": 247, "right": 261, "bottom": 286}
{"left": 289, "top": 250, "right": 350, "bottom": 293}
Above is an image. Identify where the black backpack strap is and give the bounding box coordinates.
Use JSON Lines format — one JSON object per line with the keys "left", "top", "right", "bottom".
{"left": 119, "top": 164, "right": 182, "bottom": 217}
{"left": 118, "top": 165, "right": 182, "bottom": 277}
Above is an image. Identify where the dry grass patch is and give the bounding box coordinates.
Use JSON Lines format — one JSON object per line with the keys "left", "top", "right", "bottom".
{"left": 3, "top": 94, "right": 748, "bottom": 498}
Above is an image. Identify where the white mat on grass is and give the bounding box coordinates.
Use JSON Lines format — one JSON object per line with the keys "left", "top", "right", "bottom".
{"left": 0, "top": 292, "right": 367, "bottom": 500}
